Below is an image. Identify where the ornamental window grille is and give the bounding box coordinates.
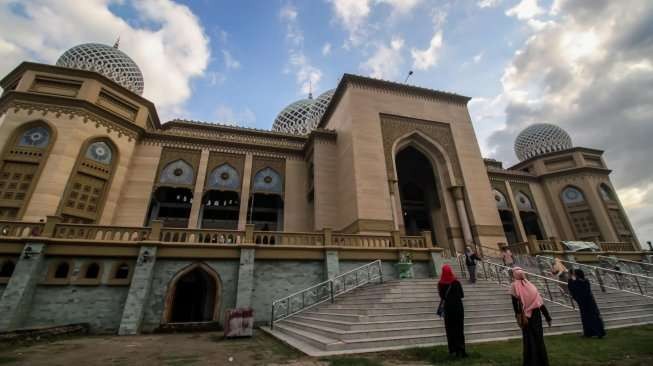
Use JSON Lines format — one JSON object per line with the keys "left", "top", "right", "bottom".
{"left": 252, "top": 167, "right": 283, "bottom": 195}
{"left": 492, "top": 189, "right": 510, "bottom": 210}
{"left": 159, "top": 160, "right": 194, "bottom": 186}
{"left": 207, "top": 164, "right": 240, "bottom": 191}
{"left": 515, "top": 191, "right": 535, "bottom": 211}
{"left": 561, "top": 186, "right": 599, "bottom": 240}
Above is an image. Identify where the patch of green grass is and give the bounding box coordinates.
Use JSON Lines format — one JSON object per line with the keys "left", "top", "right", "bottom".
{"left": 160, "top": 353, "right": 201, "bottom": 366}
{"left": 325, "top": 357, "right": 384, "bottom": 366}
{"left": 0, "top": 356, "right": 18, "bottom": 365}
{"left": 362, "top": 325, "right": 653, "bottom": 365}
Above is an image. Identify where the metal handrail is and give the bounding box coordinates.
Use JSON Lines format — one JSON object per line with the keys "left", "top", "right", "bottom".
{"left": 537, "top": 255, "right": 653, "bottom": 299}
{"left": 597, "top": 255, "right": 653, "bottom": 277}
{"left": 457, "top": 255, "right": 576, "bottom": 309}
{"left": 270, "top": 260, "right": 383, "bottom": 329}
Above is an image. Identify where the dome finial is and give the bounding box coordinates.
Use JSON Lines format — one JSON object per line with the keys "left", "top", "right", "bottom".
{"left": 113, "top": 36, "right": 120, "bottom": 49}
{"left": 308, "top": 80, "right": 313, "bottom": 99}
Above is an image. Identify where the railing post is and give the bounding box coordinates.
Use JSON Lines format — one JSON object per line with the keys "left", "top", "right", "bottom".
{"left": 149, "top": 220, "right": 162, "bottom": 241}
{"left": 42, "top": 216, "right": 62, "bottom": 237}
{"left": 391, "top": 230, "right": 401, "bottom": 247}
{"left": 270, "top": 303, "right": 275, "bottom": 330}
{"left": 329, "top": 281, "right": 335, "bottom": 303}
{"left": 245, "top": 224, "right": 255, "bottom": 244}
{"left": 551, "top": 237, "right": 563, "bottom": 252}
{"left": 595, "top": 268, "right": 606, "bottom": 293}
{"left": 421, "top": 231, "right": 432, "bottom": 248}
{"left": 323, "top": 227, "right": 333, "bottom": 246}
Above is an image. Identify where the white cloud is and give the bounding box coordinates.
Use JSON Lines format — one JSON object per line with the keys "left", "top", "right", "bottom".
{"left": 215, "top": 104, "right": 256, "bottom": 126}
{"left": 322, "top": 42, "right": 332, "bottom": 56}
{"left": 377, "top": 0, "right": 423, "bottom": 14}
{"left": 0, "top": 0, "right": 210, "bottom": 121}
{"left": 411, "top": 30, "right": 443, "bottom": 70}
{"left": 506, "top": 0, "right": 544, "bottom": 20}
{"left": 473, "top": 52, "right": 484, "bottom": 64}
{"left": 361, "top": 37, "right": 405, "bottom": 80}
{"left": 280, "top": 3, "right": 322, "bottom": 95}
{"left": 478, "top": 0, "right": 501, "bottom": 8}
{"left": 206, "top": 71, "right": 226, "bottom": 86}
{"left": 222, "top": 50, "right": 240, "bottom": 70}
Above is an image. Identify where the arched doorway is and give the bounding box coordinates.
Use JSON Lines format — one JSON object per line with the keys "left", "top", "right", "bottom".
{"left": 395, "top": 146, "right": 441, "bottom": 243}
{"left": 164, "top": 264, "right": 221, "bottom": 324}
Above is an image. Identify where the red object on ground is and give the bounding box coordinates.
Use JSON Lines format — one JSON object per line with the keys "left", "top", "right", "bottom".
{"left": 224, "top": 308, "right": 254, "bottom": 338}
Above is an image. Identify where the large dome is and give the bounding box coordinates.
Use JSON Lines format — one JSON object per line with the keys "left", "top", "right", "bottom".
{"left": 272, "top": 89, "right": 336, "bottom": 135}
{"left": 56, "top": 43, "right": 144, "bottom": 95}
{"left": 514, "top": 123, "right": 573, "bottom": 161}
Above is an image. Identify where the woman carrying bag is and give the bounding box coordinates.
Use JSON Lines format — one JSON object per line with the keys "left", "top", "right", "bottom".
{"left": 437, "top": 264, "right": 466, "bottom": 358}
{"left": 511, "top": 267, "right": 552, "bottom": 366}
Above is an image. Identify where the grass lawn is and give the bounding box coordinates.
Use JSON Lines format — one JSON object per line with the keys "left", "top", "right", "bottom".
{"left": 322, "top": 325, "right": 653, "bottom": 366}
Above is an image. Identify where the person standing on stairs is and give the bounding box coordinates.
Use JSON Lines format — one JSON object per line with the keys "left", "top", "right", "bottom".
{"left": 568, "top": 269, "right": 606, "bottom": 338}
{"left": 464, "top": 246, "right": 481, "bottom": 283}
{"left": 511, "top": 267, "right": 552, "bottom": 366}
{"left": 438, "top": 264, "right": 467, "bottom": 358}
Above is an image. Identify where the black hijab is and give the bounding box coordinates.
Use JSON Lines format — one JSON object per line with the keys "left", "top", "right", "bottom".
{"left": 574, "top": 269, "right": 585, "bottom": 280}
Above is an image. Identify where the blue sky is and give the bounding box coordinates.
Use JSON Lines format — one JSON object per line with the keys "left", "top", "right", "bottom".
{"left": 1, "top": 0, "right": 653, "bottom": 243}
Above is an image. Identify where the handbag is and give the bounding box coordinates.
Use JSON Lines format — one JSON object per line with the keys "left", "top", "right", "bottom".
{"left": 437, "top": 284, "right": 453, "bottom": 317}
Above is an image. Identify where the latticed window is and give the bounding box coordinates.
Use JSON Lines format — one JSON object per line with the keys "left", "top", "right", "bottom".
{"left": 60, "top": 139, "right": 116, "bottom": 223}
{"left": 252, "top": 167, "right": 283, "bottom": 194}
{"left": 561, "top": 186, "right": 600, "bottom": 240}
{"left": 0, "top": 123, "right": 53, "bottom": 219}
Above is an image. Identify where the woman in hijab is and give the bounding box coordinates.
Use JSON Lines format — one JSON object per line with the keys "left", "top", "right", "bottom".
{"left": 438, "top": 264, "right": 466, "bottom": 358}
{"left": 511, "top": 267, "right": 552, "bottom": 366}
{"left": 568, "top": 269, "right": 606, "bottom": 338}
{"left": 551, "top": 258, "right": 570, "bottom": 295}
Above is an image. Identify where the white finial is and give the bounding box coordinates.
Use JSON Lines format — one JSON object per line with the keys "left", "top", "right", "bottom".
{"left": 113, "top": 36, "right": 120, "bottom": 49}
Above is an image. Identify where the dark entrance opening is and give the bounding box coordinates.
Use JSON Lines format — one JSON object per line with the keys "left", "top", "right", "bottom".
{"left": 520, "top": 211, "right": 544, "bottom": 239}
{"left": 146, "top": 187, "right": 193, "bottom": 227}
{"left": 200, "top": 190, "right": 240, "bottom": 229}
{"left": 395, "top": 146, "right": 439, "bottom": 242}
{"left": 171, "top": 267, "right": 216, "bottom": 323}
{"left": 247, "top": 193, "right": 284, "bottom": 230}
{"left": 499, "top": 210, "right": 518, "bottom": 244}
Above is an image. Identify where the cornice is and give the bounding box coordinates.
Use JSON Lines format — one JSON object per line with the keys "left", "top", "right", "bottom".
{"left": 0, "top": 92, "right": 142, "bottom": 141}
{"left": 509, "top": 147, "right": 605, "bottom": 170}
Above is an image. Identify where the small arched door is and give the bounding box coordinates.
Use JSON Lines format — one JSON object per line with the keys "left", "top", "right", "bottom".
{"left": 166, "top": 264, "right": 221, "bottom": 323}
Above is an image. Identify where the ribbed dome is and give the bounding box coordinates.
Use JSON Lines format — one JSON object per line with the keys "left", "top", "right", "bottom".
{"left": 56, "top": 43, "right": 144, "bottom": 95}
{"left": 514, "top": 123, "right": 573, "bottom": 161}
{"left": 272, "top": 98, "right": 315, "bottom": 135}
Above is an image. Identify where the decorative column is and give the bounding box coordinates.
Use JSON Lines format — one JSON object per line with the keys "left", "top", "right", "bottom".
{"left": 450, "top": 186, "right": 473, "bottom": 249}
{"left": 118, "top": 245, "right": 158, "bottom": 335}
{"left": 388, "top": 179, "right": 401, "bottom": 231}
{"left": 504, "top": 181, "right": 527, "bottom": 242}
{"left": 238, "top": 153, "right": 254, "bottom": 230}
{"left": 188, "top": 149, "right": 210, "bottom": 228}
{"left": 0, "top": 243, "right": 46, "bottom": 331}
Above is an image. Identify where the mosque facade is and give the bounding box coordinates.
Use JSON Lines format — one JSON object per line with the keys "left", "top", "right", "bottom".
{"left": 0, "top": 43, "right": 640, "bottom": 334}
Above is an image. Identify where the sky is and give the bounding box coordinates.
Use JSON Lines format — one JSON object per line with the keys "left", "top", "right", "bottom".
{"left": 0, "top": 0, "right": 652, "bottom": 245}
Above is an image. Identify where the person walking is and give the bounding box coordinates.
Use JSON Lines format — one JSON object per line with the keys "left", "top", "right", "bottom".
{"left": 438, "top": 264, "right": 467, "bottom": 358}
{"left": 464, "top": 246, "right": 481, "bottom": 283}
{"left": 568, "top": 269, "right": 606, "bottom": 338}
{"left": 501, "top": 246, "right": 515, "bottom": 267}
{"left": 511, "top": 267, "right": 552, "bottom": 366}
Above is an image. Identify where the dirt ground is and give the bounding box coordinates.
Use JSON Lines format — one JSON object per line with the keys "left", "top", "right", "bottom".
{"left": 0, "top": 331, "right": 327, "bottom": 366}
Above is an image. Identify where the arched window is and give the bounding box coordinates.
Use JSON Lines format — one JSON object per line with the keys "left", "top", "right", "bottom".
{"left": 0, "top": 259, "right": 15, "bottom": 277}
{"left": 85, "top": 262, "right": 101, "bottom": 279}
{"left": 159, "top": 160, "right": 194, "bottom": 186}
{"left": 0, "top": 122, "right": 55, "bottom": 219}
{"left": 59, "top": 138, "right": 117, "bottom": 224}
{"left": 492, "top": 189, "right": 510, "bottom": 210}
{"left": 561, "top": 186, "right": 599, "bottom": 240}
{"left": 54, "top": 262, "right": 70, "bottom": 279}
{"left": 207, "top": 164, "right": 240, "bottom": 191}
{"left": 516, "top": 191, "right": 544, "bottom": 240}
{"left": 599, "top": 183, "right": 634, "bottom": 243}
{"left": 252, "top": 167, "right": 283, "bottom": 195}
{"left": 515, "top": 192, "right": 535, "bottom": 211}
{"left": 492, "top": 189, "right": 518, "bottom": 244}
{"left": 599, "top": 183, "right": 615, "bottom": 202}
{"left": 114, "top": 262, "right": 130, "bottom": 279}
{"left": 248, "top": 167, "right": 284, "bottom": 230}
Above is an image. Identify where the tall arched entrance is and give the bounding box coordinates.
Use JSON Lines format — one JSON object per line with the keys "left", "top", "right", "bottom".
{"left": 164, "top": 264, "right": 221, "bottom": 324}
{"left": 395, "top": 146, "right": 442, "bottom": 245}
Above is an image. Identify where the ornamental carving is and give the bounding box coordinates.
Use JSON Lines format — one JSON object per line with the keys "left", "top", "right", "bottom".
{"left": 380, "top": 114, "right": 463, "bottom": 184}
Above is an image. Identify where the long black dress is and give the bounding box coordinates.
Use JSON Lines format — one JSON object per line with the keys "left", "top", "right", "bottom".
{"left": 512, "top": 296, "right": 551, "bottom": 366}
{"left": 568, "top": 278, "right": 606, "bottom": 337}
{"left": 438, "top": 280, "right": 465, "bottom": 356}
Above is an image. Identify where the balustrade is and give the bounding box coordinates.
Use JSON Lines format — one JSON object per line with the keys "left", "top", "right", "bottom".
{"left": 598, "top": 241, "right": 636, "bottom": 252}
{"left": 160, "top": 228, "right": 244, "bottom": 244}
{"left": 332, "top": 233, "right": 392, "bottom": 248}
{"left": 0, "top": 220, "right": 44, "bottom": 238}
{"left": 53, "top": 224, "right": 150, "bottom": 241}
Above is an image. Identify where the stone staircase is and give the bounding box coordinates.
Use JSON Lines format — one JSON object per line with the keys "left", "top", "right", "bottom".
{"left": 264, "top": 268, "right": 653, "bottom": 356}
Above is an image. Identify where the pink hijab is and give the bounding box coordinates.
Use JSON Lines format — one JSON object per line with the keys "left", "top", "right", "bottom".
{"left": 510, "top": 267, "right": 544, "bottom": 318}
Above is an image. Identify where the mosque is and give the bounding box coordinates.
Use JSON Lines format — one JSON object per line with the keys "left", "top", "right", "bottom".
{"left": 0, "top": 42, "right": 640, "bottom": 334}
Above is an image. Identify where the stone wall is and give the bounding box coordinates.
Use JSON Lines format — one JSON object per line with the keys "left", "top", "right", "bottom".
{"left": 24, "top": 285, "right": 128, "bottom": 333}
{"left": 339, "top": 260, "right": 432, "bottom": 280}
{"left": 140, "top": 259, "right": 239, "bottom": 332}
{"left": 251, "top": 260, "right": 324, "bottom": 323}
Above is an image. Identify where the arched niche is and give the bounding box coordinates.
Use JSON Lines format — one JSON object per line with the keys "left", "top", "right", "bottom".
{"left": 162, "top": 263, "right": 222, "bottom": 324}
{"left": 200, "top": 164, "right": 241, "bottom": 229}
{"left": 492, "top": 189, "right": 519, "bottom": 244}
{"left": 561, "top": 185, "right": 600, "bottom": 241}
{"left": 248, "top": 167, "right": 284, "bottom": 230}
{"left": 515, "top": 191, "right": 544, "bottom": 240}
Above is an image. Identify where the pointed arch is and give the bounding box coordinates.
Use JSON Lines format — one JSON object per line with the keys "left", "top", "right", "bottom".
{"left": 252, "top": 167, "right": 283, "bottom": 194}
{"left": 390, "top": 130, "right": 457, "bottom": 187}
{"left": 207, "top": 163, "right": 240, "bottom": 191}
{"left": 159, "top": 159, "right": 195, "bottom": 186}
{"left": 0, "top": 120, "right": 57, "bottom": 219}
{"left": 162, "top": 262, "right": 223, "bottom": 323}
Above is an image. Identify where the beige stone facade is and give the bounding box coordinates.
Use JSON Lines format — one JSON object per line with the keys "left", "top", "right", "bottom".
{"left": 0, "top": 63, "right": 640, "bottom": 254}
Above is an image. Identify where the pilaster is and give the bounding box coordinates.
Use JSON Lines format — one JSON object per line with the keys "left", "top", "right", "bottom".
{"left": 118, "top": 245, "right": 157, "bottom": 335}
{"left": 238, "top": 153, "right": 254, "bottom": 230}
{"left": 325, "top": 250, "right": 340, "bottom": 280}
{"left": 235, "top": 247, "right": 256, "bottom": 308}
{"left": 188, "top": 149, "right": 210, "bottom": 228}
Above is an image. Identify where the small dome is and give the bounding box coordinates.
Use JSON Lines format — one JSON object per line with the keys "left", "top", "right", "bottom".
{"left": 56, "top": 43, "right": 144, "bottom": 95}
{"left": 272, "top": 98, "right": 315, "bottom": 135}
{"left": 514, "top": 123, "right": 573, "bottom": 161}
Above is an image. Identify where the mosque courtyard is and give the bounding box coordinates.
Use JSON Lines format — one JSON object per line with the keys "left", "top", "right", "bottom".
{"left": 0, "top": 325, "right": 651, "bottom": 366}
